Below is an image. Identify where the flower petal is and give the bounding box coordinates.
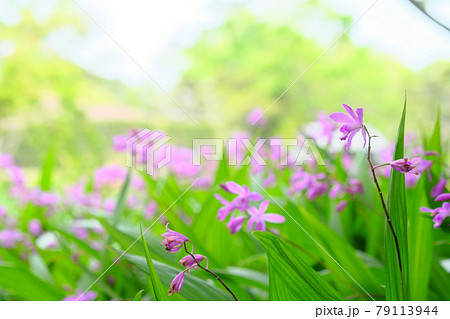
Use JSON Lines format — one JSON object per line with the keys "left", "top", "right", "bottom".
{"left": 247, "top": 206, "right": 259, "bottom": 216}
{"left": 263, "top": 213, "right": 286, "bottom": 223}
{"left": 248, "top": 192, "right": 264, "bottom": 201}
{"left": 356, "top": 108, "right": 364, "bottom": 124}
{"left": 345, "top": 130, "right": 358, "bottom": 151}
{"left": 436, "top": 193, "right": 450, "bottom": 202}
{"left": 254, "top": 220, "right": 266, "bottom": 231}
{"left": 361, "top": 126, "right": 367, "bottom": 148}
{"left": 259, "top": 200, "right": 270, "bottom": 214}
{"left": 225, "top": 181, "right": 245, "bottom": 195}
{"left": 343, "top": 104, "right": 358, "bottom": 121}
{"left": 329, "top": 112, "right": 354, "bottom": 124}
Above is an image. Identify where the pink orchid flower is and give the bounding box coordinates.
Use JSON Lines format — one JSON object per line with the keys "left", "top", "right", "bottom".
{"left": 247, "top": 200, "right": 285, "bottom": 231}
{"left": 431, "top": 177, "right": 447, "bottom": 198}
{"left": 227, "top": 214, "right": 246, "bottom": 234}
{"left": 329, "top": 104, "right": 366, "bottom": 151}
{"left": 168, "top": 271, "right": 185, "bottom": 296}
{"left": 161, "top": 224, "right": 190, "bottom": 253}
{"left": 421, "top": 202, "right": 450, "bottom": 229}
{"left": 390, "top": 157, "right": 421, "bottom": 175}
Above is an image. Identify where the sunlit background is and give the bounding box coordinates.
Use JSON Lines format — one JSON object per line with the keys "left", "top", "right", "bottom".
{"left": 0, "top": 0, "right": 449, "bottom": 179}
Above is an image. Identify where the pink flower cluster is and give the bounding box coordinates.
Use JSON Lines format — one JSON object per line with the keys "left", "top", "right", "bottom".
{"left": 215, "top": 182, "right": 285, "bottom": 233}
{"left": 421, "top": 177, "right": 449, "bottom": 228}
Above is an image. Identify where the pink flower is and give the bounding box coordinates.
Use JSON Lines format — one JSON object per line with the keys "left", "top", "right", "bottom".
{"left": 247, "top": 200, "right": 285, "bottom": 231}
{"left": 161, "top": 224, "right": 189, "bottom": 253}
{"left": 215, "top": 182, "right": 264, "bottom": 222}
{"left": 421, "top": 202, "right": 450, "bottom": 229}
{"left": 390, "top": 157, "right": 421, "bottom": 175}
{"left": 63, "top": 290, "right": 97, "bottom": 301}
{"left": 247, "top": 108, "right": 267, "bottom": 126}
{"left": 214, "top": 194, "right": 236, "bottom": 221}
{"left": 144, "top": 201, "right": 157, "bottom": 219}
{"left": 28, "top": 219, "right": 42, "bottom": 236}
{"left": 0, "top": 154, "right": 13, "bottom": 168}
{"left": 0, "top": 229, "right": 24, "bottom": 248}
{"left": 314, "top": 112, "right": 336, "bottom": 144}
{"left": 168, "top": 271, "right": 185, "bottom": 296}
{"left": 329, "top": 104, "right": 366, "bottom": 151}
{"left": 227, "top": 214, "right": 246, "bottom": 234}
{"left": 103, "top": 198, "right": 116, "bottom": 214}
{"left": 180, "top": 254, "right": 208, "bottom": 270}
{"left": 431, "top": 177, "right": 447, "bottom": 198}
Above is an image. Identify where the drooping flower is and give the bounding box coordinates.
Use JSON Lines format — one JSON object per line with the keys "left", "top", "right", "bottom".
{"left": 227, "top": 214, "right": 246, "bottom": 234}
{"left": 431, "top": 177, "right": 447, "bottom": 198}
{"left": 161, "top": 224, "right": 189, "bottom": 253}
{"left": 247, "top": 200, "right": 285, "bottom": 232}
{"left": 329, "top": 104, "right": 366, "bottom": 151}
{"left": 390, "top": 157, "right": 422, "bottom": 174}
{"left": 168, "top": 271, "right": 186, "bottom": 296}
{"left": 421, "top": 202, "right": 450, "bottom": 229}
{"left": 63, "top": 290, "right": 97, "bottom": 301}
{"left": 180, "top": 254, "right": 208, "bottom": 270}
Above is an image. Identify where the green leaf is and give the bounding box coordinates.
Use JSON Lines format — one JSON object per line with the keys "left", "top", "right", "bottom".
{"left": 123, "top": 253, "right": 233, "bottom": 301}
{"left": 0, "top": 263, "right": 64, "bottom": 300}
{"left": 133, "top": 289, "right": 144, "bottom": 301}
{"left": 385, "top": 99, "right": 409, "bottom": 300}
{"left": 112, "top": 168, "right": 132, "bottom": 225}
{"left": 407, "top": 178, "right": 432, "bottom": 300}
{"left": 253, "top": 231, "right": 343, "bottom": 301}
{"left": 139, "top": 222, "right": 168, "bottom": 301}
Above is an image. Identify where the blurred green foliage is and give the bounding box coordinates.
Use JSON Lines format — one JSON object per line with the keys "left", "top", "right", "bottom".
{"left": 176, "top": 12, "right": 449, "bottom": 137}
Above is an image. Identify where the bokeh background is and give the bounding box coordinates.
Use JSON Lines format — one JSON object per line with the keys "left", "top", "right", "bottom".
{"left": 0, "top": 0, "right": 449, "bottom": 182}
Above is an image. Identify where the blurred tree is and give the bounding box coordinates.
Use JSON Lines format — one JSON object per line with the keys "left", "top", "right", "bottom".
{"left": 175, "top": 11, "right": 448, "bottom": 137}
{"left": 0, "top": 2, "right": 132, "bottom": 178}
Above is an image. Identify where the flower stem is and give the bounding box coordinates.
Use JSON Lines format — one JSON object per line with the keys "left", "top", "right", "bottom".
{"left": 183, "top": 243, "right": 239, "bottom": 301}
{"left": 364, "top": 126, "right": 404, "bottom": 300}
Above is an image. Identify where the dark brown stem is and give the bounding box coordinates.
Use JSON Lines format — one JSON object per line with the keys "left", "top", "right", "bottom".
{"left": 183, "top": 243, "right": 239, "bottom": 301}
{"left": 364, "top": 126, "right": 405, "bottom": 300}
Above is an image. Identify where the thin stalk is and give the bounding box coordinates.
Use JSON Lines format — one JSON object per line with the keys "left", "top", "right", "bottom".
{"left": 364, "top": 126, "right": 404, "bottom": 300}
{"left": 183, "top": 243, "right": 239, "bottom": 301}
